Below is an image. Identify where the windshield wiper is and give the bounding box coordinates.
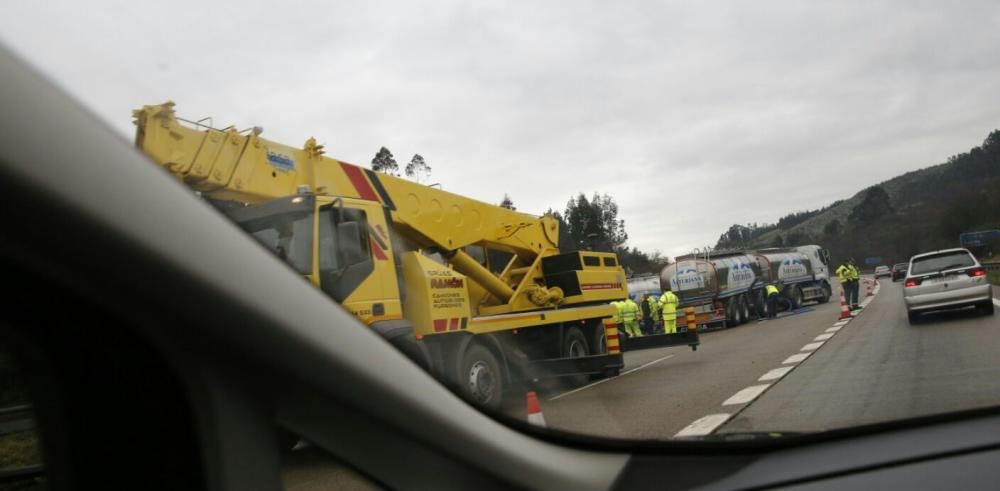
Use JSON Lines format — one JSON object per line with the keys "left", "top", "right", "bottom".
{"left": 937, "top": 263, "right": 968, "bottom": 273}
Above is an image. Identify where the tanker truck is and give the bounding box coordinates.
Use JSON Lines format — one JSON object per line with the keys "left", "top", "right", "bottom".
{"left": 659, "top": 245, "right": 832, "bottom": 328}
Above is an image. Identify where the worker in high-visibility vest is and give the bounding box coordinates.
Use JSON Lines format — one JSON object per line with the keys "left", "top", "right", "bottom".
{"left": 659, "top": 287, "right": 679, "bottom": 334}
{"left": 621, "top": 295, "right": 642, "bottom": 338}
{"left": 847, "top": 259, "right": 862, "bottom": 310}
{"left": 642, "top": 293, "right": 661, "bottom": 334}
{"left": 765, "top": 283, "right": 781, "bottom": 319}
{"left": 836, "top": 259, "right": 861, "bottom": 310}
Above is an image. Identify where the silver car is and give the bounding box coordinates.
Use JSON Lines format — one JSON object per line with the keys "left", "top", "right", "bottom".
{"left": 903, "top": 248, "right": 994, "bottom": 324}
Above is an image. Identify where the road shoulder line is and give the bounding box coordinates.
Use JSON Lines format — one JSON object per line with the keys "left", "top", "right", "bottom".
{"left": 547, "top": 353, "right": 675, "bottom": 401}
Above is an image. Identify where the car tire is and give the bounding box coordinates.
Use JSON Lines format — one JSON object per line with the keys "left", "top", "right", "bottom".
{"left": 562, "top": 326, "right": 590, "bottom": 387}
{"left": 981, "top": 301, "right": 995, "bottom": 316}
{"left": 907, "top": 310, "right": 920, "bottom": 325}
{"left": 460, "top": 343, "right": 505, "bottom": 411}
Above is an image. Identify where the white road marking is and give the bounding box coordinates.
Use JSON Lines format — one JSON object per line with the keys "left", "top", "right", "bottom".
{"left": 723, "top": 384, "right": 771, "bottom": 405}
{"left": 675, "top": 283, "right": 882, "bottom": 438}
{"left": 758, "top": 366, "right": 795, "bottom": 381}
{"left": 547, "top": 354, "right": 675, "bottom": 401}
{"left": 674, "top": 414, "right": 732, "bottom": 438}
{"left": 783, "top": 352, "right": 812, "bottom": 364}
{"left": 993, "top": 298, "right": 1000, "bottom": 308}
{"left": 801, "top": 341, "right": 825, "bottom": 351}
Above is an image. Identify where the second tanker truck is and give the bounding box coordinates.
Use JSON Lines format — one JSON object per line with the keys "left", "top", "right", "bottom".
{"left": 654, "top": 245, "right": 833, "bottom": 328}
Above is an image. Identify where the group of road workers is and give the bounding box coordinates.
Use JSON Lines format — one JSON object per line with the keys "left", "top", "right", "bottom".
{"left": 835, "top": 258, "right": 863, "bottom": 311}
{"left": 610, "top": 289, "right": 679, "bottom": 338}
{"left": 613, "top": 281, "right": 799, "bottom": 337}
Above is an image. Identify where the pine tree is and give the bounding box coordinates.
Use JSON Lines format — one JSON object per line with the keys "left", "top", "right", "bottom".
{"left": 404, "top": 154, "right": 432, "bottom": 183}
{"left": 499, "top": 194, "right": 516, "bottom": 210}
{"left": 371, "top": 147, "right": 399, "bottom": 176}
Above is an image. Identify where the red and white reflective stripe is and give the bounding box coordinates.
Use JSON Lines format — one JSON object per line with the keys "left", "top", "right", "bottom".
{"left": 580, "top": 283, "right": 622, "bottom": 290}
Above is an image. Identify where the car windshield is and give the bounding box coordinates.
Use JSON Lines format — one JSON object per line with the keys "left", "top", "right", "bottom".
{"left": 4, "top": 2, "right": 1000, "bottom": 454}
{"left": 910, "top": 251, "right": 977, "bottom": 275}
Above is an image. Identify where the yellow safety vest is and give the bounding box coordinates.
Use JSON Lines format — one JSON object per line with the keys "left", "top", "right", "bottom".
{"left": 645, "top": 295, "right": 661, "bottom": 321}
{"left": 610, "top": 301, "right": 622, "bottom": 323}
{"left": 621, "top": 299, "right": 640, "bottom": 322}
{"left": 847, "top": 264, "right": 860, "bottom": 280}
{"left": 659, "top": 291, "right": 678, "bottom": 320}
{"left": 835, "top": 264, "right": 851, "bottom": 282}
{"left": 766, "top": 284, "right": 779, "bottom": 296}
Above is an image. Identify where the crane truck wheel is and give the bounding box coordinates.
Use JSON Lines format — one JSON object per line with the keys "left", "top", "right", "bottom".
{"left": 562, "top": 326, "right": 590, "bottom": 387}
{"left": 460, "top": 343, "right": 505, "bottom": 411}
{"left": 592, "top": 325, "right": 608, "bottom": 355}
{"left": 792, "top": 287, "right": 804, "bottom": 310}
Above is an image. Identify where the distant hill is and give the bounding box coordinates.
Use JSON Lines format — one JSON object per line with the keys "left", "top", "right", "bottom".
{"left": 715, "top": 130, "right": 1000, "bottom": 266}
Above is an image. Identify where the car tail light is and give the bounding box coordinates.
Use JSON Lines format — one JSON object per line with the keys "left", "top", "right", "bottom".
{"left": 904, "top": 279, "right": 921, "bottom": 287}
{"left": 967, "top": 267, "right": 987, "bottom": 277}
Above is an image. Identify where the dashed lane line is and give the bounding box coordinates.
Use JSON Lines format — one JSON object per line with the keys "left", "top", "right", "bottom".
{"left": 783, "top": 352, "right": 812, "bottom": 364}
{"left": 758, "top": 366, "right": 795, "bottom": 381}
{"left": 993, "top": 298, "right": 1000, "bottom": 308}
{"left": 723, "top": 384, "right": 771, "bottom": 405}
{"left": 675, "top": 282, "right": 884, "bottom": 438}
{"left": 674, "top": 414, "right": 733, "bottom": 438}
{"left": 547, "top": 354, "right": 675, "bottom": 401}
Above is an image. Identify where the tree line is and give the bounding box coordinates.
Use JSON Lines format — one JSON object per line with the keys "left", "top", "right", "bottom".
{"left": 715, "top": 129, "right": 1000, "bottom": 266}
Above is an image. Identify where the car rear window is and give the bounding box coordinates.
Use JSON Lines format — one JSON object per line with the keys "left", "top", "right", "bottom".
{"left": 910, "top": 251, "right": 975, "bottom": 275}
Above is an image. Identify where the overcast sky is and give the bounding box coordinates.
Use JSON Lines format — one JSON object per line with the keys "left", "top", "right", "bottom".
{"left": 4, "top": 1, "right": 999, "bottom": 258}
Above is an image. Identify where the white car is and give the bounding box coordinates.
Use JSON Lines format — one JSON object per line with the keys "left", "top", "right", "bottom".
{"left": 903, "top": 248, "right": 994, "bottom": 324}
{"left": 874, "top": 265, "right": 891, "bottom": 278}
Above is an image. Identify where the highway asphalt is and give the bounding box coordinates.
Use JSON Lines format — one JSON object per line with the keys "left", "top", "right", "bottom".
{"left": 720, "top": 279, "right": 1000, "bottom": 434}
{"left": 528, "top": 277, "right": 999, "bottom": 440}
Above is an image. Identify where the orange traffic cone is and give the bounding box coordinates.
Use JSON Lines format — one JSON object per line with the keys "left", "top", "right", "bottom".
{"left": 526, "top": 391, "right": 547, "bottom": 428}
{"left": 839, "top": 289, "right": 853, "bottom": 319}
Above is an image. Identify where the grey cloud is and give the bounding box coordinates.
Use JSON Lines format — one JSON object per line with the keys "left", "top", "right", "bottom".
{"left": 3, "top": 0, "right": 999, "bottom": 259}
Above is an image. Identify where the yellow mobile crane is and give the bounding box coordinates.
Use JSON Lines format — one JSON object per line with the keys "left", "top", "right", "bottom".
{"left": 133, "top": 102, "right": 698, "bottom": 408}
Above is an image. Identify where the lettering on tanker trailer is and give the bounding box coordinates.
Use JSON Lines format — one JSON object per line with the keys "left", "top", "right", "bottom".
{"left": 723, "top": 258, "right": 756, "bottom": 290}
{"left": 673, "top": 260, "right": 705, "bottom": 290}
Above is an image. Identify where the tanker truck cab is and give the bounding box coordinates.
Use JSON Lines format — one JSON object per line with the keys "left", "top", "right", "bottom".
{"left": 755, "top": 246, "right": 833, "bottom": 308}
{"left": 795, "top": 244, "right": 833, "bottom": 299}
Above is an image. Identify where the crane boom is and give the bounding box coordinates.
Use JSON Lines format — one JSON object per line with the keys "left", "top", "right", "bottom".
{"left": 134, "top": 102, "right": 559, "bottom": 258}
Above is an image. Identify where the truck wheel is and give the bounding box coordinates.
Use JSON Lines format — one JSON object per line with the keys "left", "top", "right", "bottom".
{"left": 818, "top": 283, "right": 832, "bottom": 304}
{"left": 593, "top": 326, "right": 608, "bottom": 355}
{"left": 563, "top": 327, "right": 590, "bottom": 387}
{"left": 792, "top": 287, "right": 803, "bottom": 310}
{"left": 460, "top": 343, "right": 504, "bottom": 411}
{"left": 726, "top": 299, "right": 741, "bottom": 327}
{"left": 739, "top": 295, "right": 751, "bottom": 324}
